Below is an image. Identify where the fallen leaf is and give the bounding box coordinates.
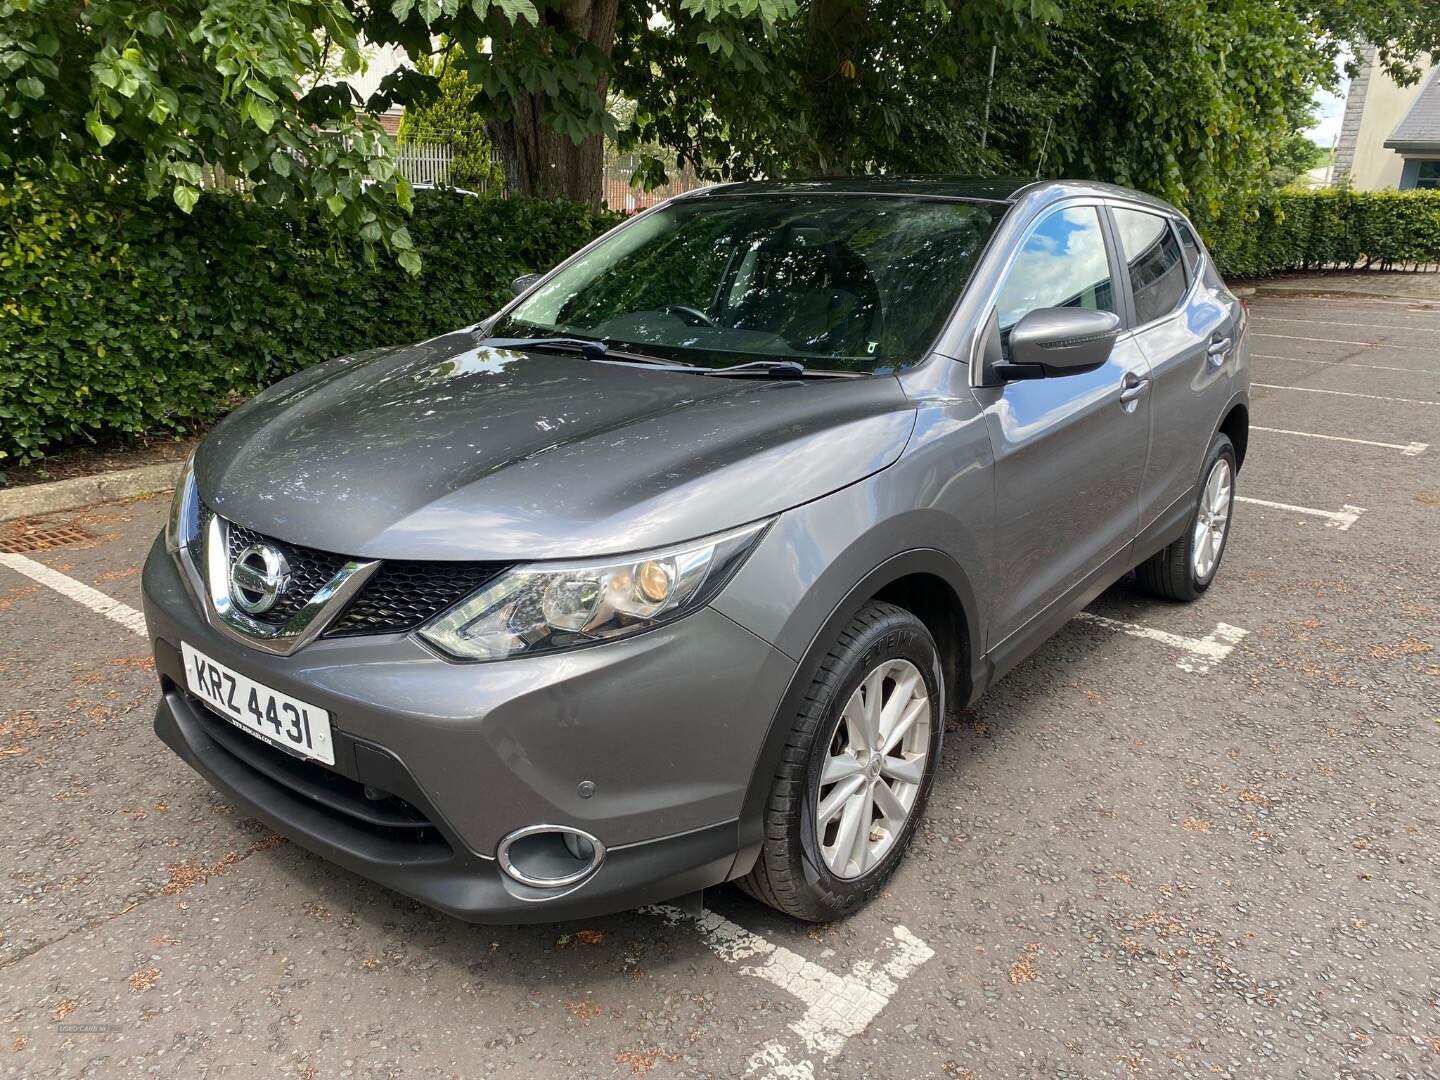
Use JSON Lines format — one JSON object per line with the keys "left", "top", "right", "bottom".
{"left": 128, "top": 967, "right": 160, "bottom": 993}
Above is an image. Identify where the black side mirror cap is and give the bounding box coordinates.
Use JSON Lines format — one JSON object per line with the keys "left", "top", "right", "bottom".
{"left": 1004, "top": 307, "right": 1122, "bottom": 379}
{"left": 511, "top": 272, "right": 542, "bottom": 297}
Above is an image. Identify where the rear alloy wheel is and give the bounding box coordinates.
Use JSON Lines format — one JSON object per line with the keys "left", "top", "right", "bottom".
{"left": 739, "top": 601, "right": 943, "bottom": 921}
{"left": 1190, "top": 455, "right": 1233, "bottom": 581}
{"left": 1136, "top": 432, "right": 1237, "bottom": 601}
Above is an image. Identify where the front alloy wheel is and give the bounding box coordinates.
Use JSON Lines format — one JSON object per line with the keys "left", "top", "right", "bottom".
{"left": 739, "top": 601, "right": 943, "bottom": 921}
{"left": 816, "top": 658, "right": 931, "bottom": 879}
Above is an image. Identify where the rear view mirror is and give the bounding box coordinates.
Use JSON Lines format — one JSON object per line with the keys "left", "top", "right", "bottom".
{"left": 1001, "top": 307, "right": 1121, "bottom": 379}
{"left": 511, "top": 272, "right": 541, "bottom": 297}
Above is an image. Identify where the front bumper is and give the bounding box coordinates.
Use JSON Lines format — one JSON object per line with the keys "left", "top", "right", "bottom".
{"left": 142, "top": 537, "right": 796, "bottom": 922}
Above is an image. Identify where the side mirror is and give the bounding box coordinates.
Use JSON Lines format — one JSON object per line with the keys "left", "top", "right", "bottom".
{"left": 999, "top": 307, "right": 1121, "bottom": 380}
{"left": 511, "top": 272, "right": 541, "bottom": 297}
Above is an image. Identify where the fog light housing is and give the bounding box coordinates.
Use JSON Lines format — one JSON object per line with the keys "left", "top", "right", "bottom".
{"left": 497, "top": 825, "right": 606, "bottom": 889}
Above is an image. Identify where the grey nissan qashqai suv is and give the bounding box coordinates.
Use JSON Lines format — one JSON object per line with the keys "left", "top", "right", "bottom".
{"left": 143, "top": 177, "right": 1249, "bottom": 923}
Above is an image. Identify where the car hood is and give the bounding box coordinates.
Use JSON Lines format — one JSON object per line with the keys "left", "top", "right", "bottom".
{"left": 198, "top": 333, "right": 917, "bottom": 560}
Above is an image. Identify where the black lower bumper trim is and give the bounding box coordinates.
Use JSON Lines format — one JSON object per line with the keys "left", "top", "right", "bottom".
{"left": 154, "top": 689, "right": 742, "bottom": 923}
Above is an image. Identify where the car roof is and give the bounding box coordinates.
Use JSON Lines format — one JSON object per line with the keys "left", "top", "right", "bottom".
{"left": 675, "top": 176, "right": 1181, "bottom": 215}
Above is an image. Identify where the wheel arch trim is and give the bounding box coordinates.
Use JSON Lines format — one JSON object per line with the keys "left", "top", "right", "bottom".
{"left": 1214, "top": 391, "right": 1250, "bottom": 469}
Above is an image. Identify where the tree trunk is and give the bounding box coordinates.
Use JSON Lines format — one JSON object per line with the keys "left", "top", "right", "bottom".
{"left": 801, "top": 0, "right": 868, "bottom": 175}
{"left": 488, "top": 0, "right": 618, "bottom": 206}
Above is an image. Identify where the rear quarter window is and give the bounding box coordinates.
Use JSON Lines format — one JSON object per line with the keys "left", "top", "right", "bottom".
{"left": 1177, "top": 220, "right": 1225, "bottom": 290}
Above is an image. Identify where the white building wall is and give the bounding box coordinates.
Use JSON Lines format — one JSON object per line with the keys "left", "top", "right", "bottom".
{"left": 1335, "top": 51, "right": 1439, "bottom": 190}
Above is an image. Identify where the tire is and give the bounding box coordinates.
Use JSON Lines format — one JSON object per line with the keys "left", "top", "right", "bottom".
{"left": 1136, "top": 433, "right": 1237, "bottom": 602}
{"left": 738, "top": 601, "right": 944, "bottom": 921}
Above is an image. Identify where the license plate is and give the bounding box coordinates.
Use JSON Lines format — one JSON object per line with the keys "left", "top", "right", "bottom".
{"left": 181, "top": 642, "right": 335, "bottom": 766}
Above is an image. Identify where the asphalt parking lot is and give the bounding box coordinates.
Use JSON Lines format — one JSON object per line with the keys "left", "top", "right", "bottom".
{"left": 1, "top": 271, "right": 1437, "bottom": 1079}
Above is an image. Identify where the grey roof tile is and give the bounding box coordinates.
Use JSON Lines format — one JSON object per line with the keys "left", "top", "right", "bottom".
{"left": 1386, "top": 67, "right": 1440, "bottom": 151}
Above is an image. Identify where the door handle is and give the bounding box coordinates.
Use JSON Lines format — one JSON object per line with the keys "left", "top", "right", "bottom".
{"left": 1119, "top": 372, "right": 1149, "bottom": 406}
{"left": 1207, "top": 335, "right": 1232, "bottom": 363}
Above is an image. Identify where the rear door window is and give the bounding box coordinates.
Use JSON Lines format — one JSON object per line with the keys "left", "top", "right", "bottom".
{"left": 1113, "top": 208, "right": 1187, "bottom": 325}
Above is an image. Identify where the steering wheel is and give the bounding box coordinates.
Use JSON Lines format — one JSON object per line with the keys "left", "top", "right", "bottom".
{"left": 661, "top": 304, "right": 717, "bottom": 328}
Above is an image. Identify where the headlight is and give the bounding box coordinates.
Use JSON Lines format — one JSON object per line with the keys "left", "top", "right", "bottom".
{"left": 417, "top": 520, "right": 771, "bottom": 661}
{"left": 165, "top": 450, "right": 200, "bottom": 554}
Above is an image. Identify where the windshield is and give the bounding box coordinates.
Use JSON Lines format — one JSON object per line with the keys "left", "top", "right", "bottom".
{"left": 494, "top": 194, "right": 1001, "bottom": 374}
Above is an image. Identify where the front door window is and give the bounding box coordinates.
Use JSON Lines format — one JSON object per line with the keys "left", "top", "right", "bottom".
{"left": 994, "top": 206, "right": 1117, "bottom": 333}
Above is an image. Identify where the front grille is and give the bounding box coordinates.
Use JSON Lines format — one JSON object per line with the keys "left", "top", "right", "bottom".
{"left": 226, "top": 520, "right": 348, "bottom": 627}
{"left": 204, "top": 505, "right": 508, "bottom": 637}
{"left": 327, "top": 561, "right": 507, "bottom": 637}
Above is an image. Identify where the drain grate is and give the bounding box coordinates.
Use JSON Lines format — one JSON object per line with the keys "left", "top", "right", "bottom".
{"left": 0, "top": 523, "right": 96, "bottom": 554}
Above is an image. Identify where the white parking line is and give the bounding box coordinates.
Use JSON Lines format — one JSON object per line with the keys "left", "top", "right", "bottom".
{"left": 1252, "top": 426, "right": 1429, "bottom": 456}
{"left": 1234, "top": 496, "right": 1365, "bottom": 531}
{"left": 1252, "top": 352, "right": 1435, "bottom": 375}
{"left": 1250, "top": 294, "right": 1440, "bottom": 309}
{"left": 1251, "top": 332, "right": 1440, "bottom": 353}
{"left": 1253, "top": 382, "right": 1440, "bottom": 406}
{"left": 1254, "top": 315, "right": 1440, "bottom": 334}
{"left": 8, "top": 537, "right": 935, "bottom": 1080}
{"left": 651, "top": 905, "right": 934, "bottom": 1078}
{"left": 0, "top": 552, "right": 147, "bottom": 635}
{"left": 1073, "top": 613, "right": 1249, "bottom": 674}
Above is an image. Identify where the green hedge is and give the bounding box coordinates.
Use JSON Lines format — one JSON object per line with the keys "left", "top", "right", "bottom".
{"left": 0, "top": 182, "right": 620, "bottom": 466}
{"left": 1205, "top": 188, "right": 1440, "bottom": 280}
{"left": 7, "top": 182, "right": 1436, "bottom": 465}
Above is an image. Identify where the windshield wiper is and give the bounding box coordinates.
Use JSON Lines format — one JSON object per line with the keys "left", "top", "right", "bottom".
{"left": 693, "top": 360, "right": 862, "bottom": 380}
{"left": 483, "top": 336, "right": 692, "bottom": 368}
{"left": 484, "top": 336, "right": 609, "bottom": 359}
{"left": 485, "top": 338, "right": 856, "bottom": 378}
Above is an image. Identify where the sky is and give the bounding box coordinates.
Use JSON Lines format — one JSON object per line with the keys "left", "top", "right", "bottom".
{"left": 1306, "top": 52, "right": 1353, "bottom": 149}
{"left": 1308, "top": 80, "right": 1349, "bottom": 149}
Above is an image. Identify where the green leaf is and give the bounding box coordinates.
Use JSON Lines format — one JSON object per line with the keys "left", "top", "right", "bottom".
{"left": 490, "top": 0, "right": 539, "bottom": 21}
{"left": 17, "top": 77, "right": 45, "bottom": 99}
{"left": 247, "top": 98, "right": 275, "bottom": 133}
{"left": 325, "top": 194, "right": 346, "bottom": 216}
{"left": 270, "top": 151, "right": 292, "bottom": 177}
{"left": 398, "top": 249, "right": 423, "bottom": 275}
{"left": 173, "top": 185, "right": 199, "bottom": 213}
{"left": 85, "top": 114, "right": 116, "bottom": 146}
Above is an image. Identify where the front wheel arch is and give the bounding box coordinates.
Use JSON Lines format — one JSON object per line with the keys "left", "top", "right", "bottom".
{"left": 731, "top": 549, "right": 977, "bottom": 878}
